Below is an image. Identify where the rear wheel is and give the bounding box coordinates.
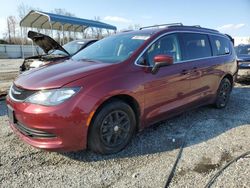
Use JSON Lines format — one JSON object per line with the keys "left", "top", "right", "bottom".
{"left": 88, "top": 100, "right": 136, "bottom": 154}
{"left": 214, "top": 78, "right": 232, "bottom": 108}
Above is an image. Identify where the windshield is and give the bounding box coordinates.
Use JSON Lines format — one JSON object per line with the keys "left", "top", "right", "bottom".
{"left": 72, "top": 33, "right": 150, "bottom": 63}
{"left": 52, "top": 40, "right": 86, "bottom": 56}
{"left": 235, "top": 45, "right": 250, "bottom": 55}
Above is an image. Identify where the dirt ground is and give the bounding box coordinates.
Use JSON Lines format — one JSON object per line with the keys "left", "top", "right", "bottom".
{"left": 0, "top": 59, "right": 250, "bottom": 187}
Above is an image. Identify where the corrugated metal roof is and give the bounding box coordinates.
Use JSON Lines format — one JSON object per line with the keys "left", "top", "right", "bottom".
{"left": 20, "top": 10, "right": 117, "bottom": 32}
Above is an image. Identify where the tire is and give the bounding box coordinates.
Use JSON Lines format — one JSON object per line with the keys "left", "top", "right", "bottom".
{"left": 214, "top": 78, "right": 232, "bottom": 109}
{"left": 88, "top": 100, "right": 136, "bottom": 154}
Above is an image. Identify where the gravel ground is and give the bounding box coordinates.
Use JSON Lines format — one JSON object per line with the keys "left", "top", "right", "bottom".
{"left": 0, "top": 59, "right": 250, "bottom": 188}
{"left": 0, "top": 59, "right": 23, "bottom": 95}
{"left": 0, "top": 83, "right": 250, "bottom": 188}
{"left": 238, "top": 69, "right": 250, "bottom": 83}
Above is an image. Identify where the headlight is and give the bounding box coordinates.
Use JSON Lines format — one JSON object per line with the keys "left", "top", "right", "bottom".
{"left": 25, "top": 87, "right": 80, "bottom": 106}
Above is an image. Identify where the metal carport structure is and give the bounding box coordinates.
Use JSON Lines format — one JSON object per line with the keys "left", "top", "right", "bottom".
{"left": 19, "top": 10, "right": 117, "bottom": 57}
{"left": 20, "top": 10, "right": 117, "bottom": 32}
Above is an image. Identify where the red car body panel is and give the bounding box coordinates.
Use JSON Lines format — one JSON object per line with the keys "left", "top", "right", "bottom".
{"left": 16, "top": 60, "right": 113, "bottom": 90}
{"left": 7, "top": 93, "right": 99, "bottom": 151}
{"left": 6, "top": 27, "right": 238, "bottom": 151}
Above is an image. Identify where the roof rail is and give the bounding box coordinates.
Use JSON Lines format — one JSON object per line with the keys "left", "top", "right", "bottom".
{"left": 139, "top": 23, "right": 183, "bottom": 30}
{"left": 192, "top": 25, "right": 201, "bottom": 28}
{"left": 139, "top": 23, "right": 219, "bottom": 33}
{"left": 169, "top": 25, "right": 219, "bottom": 33}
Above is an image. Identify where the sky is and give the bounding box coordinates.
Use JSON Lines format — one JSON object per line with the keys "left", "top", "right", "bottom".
{"left": 0, "top": 0, "right": 249, "bottom": 39}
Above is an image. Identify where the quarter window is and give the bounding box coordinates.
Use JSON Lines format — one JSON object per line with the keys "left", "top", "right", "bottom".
{"left": 181, "top": 33, "right": 212, "bottom": 60}
{"left": 210, "top": 36, "right": 230, "bottom": 56}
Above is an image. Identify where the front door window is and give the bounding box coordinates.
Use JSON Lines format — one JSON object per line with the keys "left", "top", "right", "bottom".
{"left": 140, "top": 34, "right": 181, "bottom": 66}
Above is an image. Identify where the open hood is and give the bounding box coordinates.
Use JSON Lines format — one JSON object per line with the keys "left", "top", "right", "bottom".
{"left": 28, "top": 31, "right": 70, "bottom": 56}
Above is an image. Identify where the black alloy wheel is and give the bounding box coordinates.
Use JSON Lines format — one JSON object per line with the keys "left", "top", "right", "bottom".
{"left": 100, "top": 110, "right": 131, "bottom": 148}
{"left": 88, "top": 100, "right": 136, "bottom": 154}
{"left": 214, "top": 78, "right": 232, "bottom": 108}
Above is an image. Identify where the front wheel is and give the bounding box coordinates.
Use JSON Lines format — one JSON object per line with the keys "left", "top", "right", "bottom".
{"left": 88, "top": 100, "right": 136, "bottom": 154}
{"left": 214, "top": 78, "right": 232, "bottom": 109}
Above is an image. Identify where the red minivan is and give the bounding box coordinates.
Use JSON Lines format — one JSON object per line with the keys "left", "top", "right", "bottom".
{"left": 6, "top": 24, "right": 238, "bottom": 154}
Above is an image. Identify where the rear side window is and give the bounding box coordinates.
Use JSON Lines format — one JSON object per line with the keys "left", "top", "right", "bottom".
{"left": 181, "top": 33, "right": 212, "bottom": 60}
{"left": 210, "top": 36, "right": 230, "bottom": 56}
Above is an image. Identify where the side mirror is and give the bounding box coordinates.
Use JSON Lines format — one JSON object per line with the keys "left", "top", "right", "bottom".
{"left": 151, "top": 55, "right": 173, "bottom": 74}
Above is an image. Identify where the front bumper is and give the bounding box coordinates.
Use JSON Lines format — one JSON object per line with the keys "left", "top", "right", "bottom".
{"left": 6, "top": 94, "right": 98, "bottom": 152}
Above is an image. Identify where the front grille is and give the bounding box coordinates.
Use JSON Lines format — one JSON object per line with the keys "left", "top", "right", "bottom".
{"left": 13, "top": 122, "right": 56, "bottom": 138}
{"left": 10, "top": 84, "right": 36, "bottom": 101}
